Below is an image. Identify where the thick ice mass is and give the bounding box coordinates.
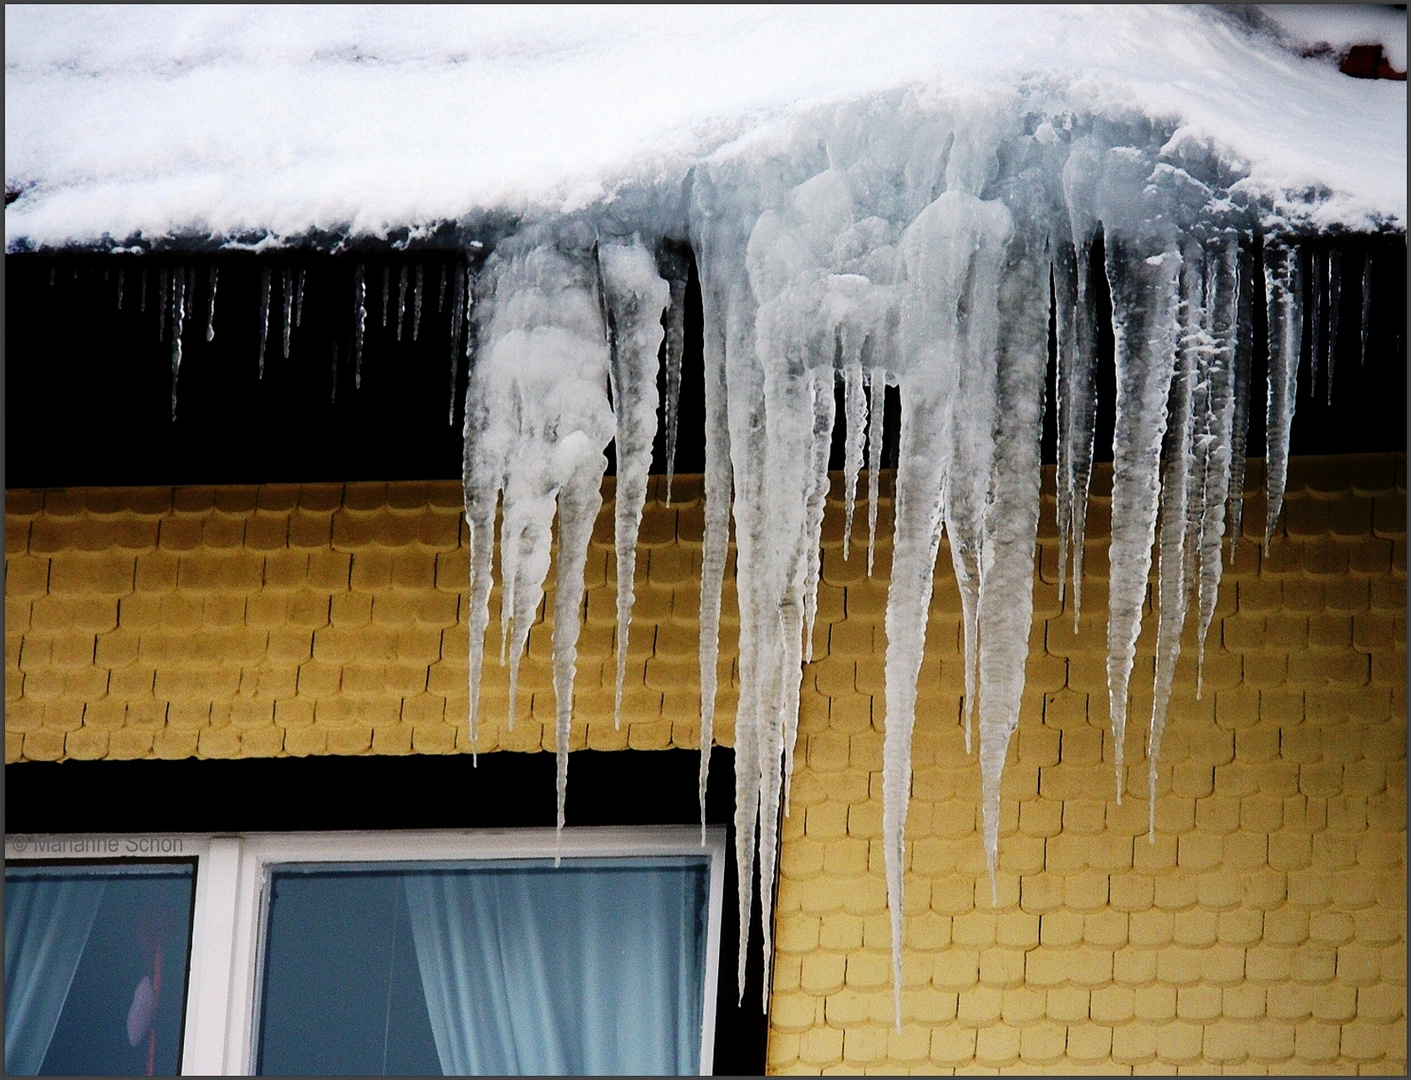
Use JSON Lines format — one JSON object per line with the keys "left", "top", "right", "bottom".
{"left": 433, "top": 80, "right": 1384, "bottom": 1024}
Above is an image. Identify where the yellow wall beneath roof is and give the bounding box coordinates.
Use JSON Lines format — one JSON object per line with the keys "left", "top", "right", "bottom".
{"left": 5, "top": 455, "right": 1406, "bottom": 1073}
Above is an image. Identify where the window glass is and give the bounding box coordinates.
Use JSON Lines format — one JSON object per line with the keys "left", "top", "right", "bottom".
{"left": 256, "top": 857, "right": 709, "bottom": 1076}
{"left": 5, "top": 862, "right": 196, "bottom": 1076}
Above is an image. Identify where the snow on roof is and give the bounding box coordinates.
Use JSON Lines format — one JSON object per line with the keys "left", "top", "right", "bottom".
{"left": 4, "top": 4, "right": 1406, "bottom": 251}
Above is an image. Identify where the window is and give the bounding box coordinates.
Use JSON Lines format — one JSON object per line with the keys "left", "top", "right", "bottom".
{"left": 5, "top": 859, "right": 197, "bottom": 1076}
{"left": 4, "top": 828, "right": 726, "bottom": 1076}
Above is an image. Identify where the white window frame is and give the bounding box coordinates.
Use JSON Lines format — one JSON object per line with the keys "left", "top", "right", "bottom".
{"left": 5, "top": 826, "right": 727, "bottom": 1076}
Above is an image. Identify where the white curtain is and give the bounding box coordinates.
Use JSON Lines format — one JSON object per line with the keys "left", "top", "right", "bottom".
{"left": 403, "top": 862, "right": 705, "bottom": 1076}
{"left": 4, "top": 875, "right": 106, "bottom": 1075}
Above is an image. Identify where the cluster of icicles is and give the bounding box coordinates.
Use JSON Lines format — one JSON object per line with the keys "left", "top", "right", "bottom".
{"left": 103, "top": 255, "right": 475, "bottom": 421}
{"left": 105, "top": 97, "right": 1385, "bottom": 1023}
{"left": 457, "top": 99, "right": 1392, "bottom": 1023}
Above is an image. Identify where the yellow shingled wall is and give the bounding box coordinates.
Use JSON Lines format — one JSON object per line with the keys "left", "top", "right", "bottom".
{"left": 4, "top": 455, "right": 1406, "bottom": 1073}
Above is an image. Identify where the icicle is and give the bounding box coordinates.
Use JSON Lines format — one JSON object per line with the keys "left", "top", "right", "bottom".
{"left": 800, "top": 364, "right": 836, "bottom": 668}
{"left": 330, "top": 341, "right": 338, "bottom": 405}
{"left": 170, "top": 269, "right": 186, "bottom": 421}
{"left": 206, "top": 267, "right": 218, "bottom": 342}
{"left": 448, "top": 262, "right": 466, "bottom": 424}
{"left": 865, "top": 368, "right": 886, "bottom": 576}
{"left": 467, "top": 237, "right": 615, "bottom": 838}
{"left": 658, "top": 249, "right": 689, "bottom": 505}
{"left": 883, "top": 188, "right": 1012, "bottom": 1030}
{"left": 438, "top": 262, "right": 447, "bottom": 312}
{"left": 976, "top": 215, "right": 1047, "bottom": 909}
{"left": 353, "top": 263, "right": 367, "bottom": 389}
{"left": 1104, "top": 237, "right": 1181, "bottom": 806}
{"left": 257, "top": 266, "right": 270, "bottom": 377}
{"left": 599, "top": 241, "right": 669, "bottom": 732}
{"left": 158, "top": 268, "right": 168, "bottom": 341}
{"left": 1326, "top": 248, "right": 1341, "bottom": 405}
{"left": 1263, "top": 241, "right": 1302, "bottom": 555}
{"left": 690, "top": 213, "right": 737, "bottom": 848}
{"left": 382, "top": 263, "right": 390, "bottom": 327}
{"left": 140, "top": 268, "right": 148, "bottom": 312}
{"left": 1359, "top": 250, "right": 1372, "bottom": 366}
{"left": 296, "top": 269, "right": 306, "bottom": 328}
{"left": 791, "top": 363, "right": 836, "bottom": 814}
{"left": 1309, "top": 247, "right": 1325, "bottom": 398}
{"left": 1226, "top": 242, "right": 1255, "bottom": 562}
{"left": 1147, "top": 242, "right": 1201, "bottom": 842}
{"left": 117, "top": 267, "right": 125, "bottom": 310}
{"left": 185, "top": 267, "right": 195, "bottom": 320}
{"left": 413, "top": 263, "right": 424, "bottom": 340}
{"left": 397, "top": 264, "right": 408, "bottom": 341}
{"left": 1059, "top": 143, "right": 1104, "bottom": 633}
{"left": 282, "top": 268, "right": 293, "bottom": 359}
{"left": 841, "top": 351, "right": 867, "bottom": 558}
{"left": 1194, "top": 236, "right": 1240, "bottom": 697}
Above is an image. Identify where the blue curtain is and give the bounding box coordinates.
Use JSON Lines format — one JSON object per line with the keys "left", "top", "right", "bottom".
{"left": 4, "top": 874, "right": 106, "bottom": 1075}
{"left": 402, "top": 861, "right": 706, "bottom": 1076}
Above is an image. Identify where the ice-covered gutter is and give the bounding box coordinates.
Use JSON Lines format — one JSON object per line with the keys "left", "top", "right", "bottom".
{"left": 7, "top": 5, "right": 1405, "bottom": 1024}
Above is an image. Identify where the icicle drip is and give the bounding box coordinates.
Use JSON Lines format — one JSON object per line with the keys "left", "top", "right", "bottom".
{"left": 1326, "top": 248, "right": 1341, "bottom": 405}
{"left": 598, "top": 241, "right": 669, "bottom": 732}
{"left": 353, "top": 263, "right": 367, "bottom": 389}
{"left": 1147, "top": 242, "right": 1202, "bottom": 842}
{"left": 1194, "top": 236, "right": 1240, "bottom": 698}
{"left": 1310, "top": 247, "right": 1325, "bottom": 398}
{"left": 117, "top": 267, "right": 125, "bottom": 310}
{"left": 448, "top": 263, "right": 466, "bottom": 424}
{"left": 1104, "top": 236, "right": 1181, "bottom": 806}
{"left": 1359, "top": 250, "right": 1372, "bottom": 366}
{"left": 1263, "top": 242, "right": 1302, "bottom": 555}
{"left": 296, "top": 269, "right": 306, "bottom": 328}
{"left": 257, "top": 267, "right": 270, "bottom": 378}
{"left": 140, "top": 269, "right": 148, "bottom": 312}
{"left": 1057, "top": 141, "right": 1103, "bottom": 631}
{"left": 282, "top": 269, "right": 293, "bottom": 359}
{"left": 205, "top": 267, "right": 217, "bottom": 342}
{"left": 330, "top": 341, "right": 338, "bottom": 405}
{"left": 413, "top": 264, "right": 424, "bottom": 340}
{"left": 841, "top": 352, "right": 867, "bottom": 558}
{"left": 170, "top": 270, "right": 186, "bottom": 421}
{"left": 185, "top": 268, "right": 195, "bottom": 320}
{"left": 465, "top": 237, "right": 615, "bottom": 814}
{"left": 865, "top": 369, "right": 886, "bottom": 576}
{"left": 1226, "top": 243, "right": 1256, "bottom": 561}
{"left": 397, "top": 264, "right": 408, "bottom": 341}
{"left": 158, "top": 268, "right": 169, "bottom": 341}
{"left": 438, "top": 262, "right": 447, "bottom": 311}
{"left": 382, "top": 263, "right": 390, "bottom": 328}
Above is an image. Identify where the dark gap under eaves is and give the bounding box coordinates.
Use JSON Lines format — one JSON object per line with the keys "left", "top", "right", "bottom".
{"left": 3, "top": 235, "right": 1405, "bottom": 490}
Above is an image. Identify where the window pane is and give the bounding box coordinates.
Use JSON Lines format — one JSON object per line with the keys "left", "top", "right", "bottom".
{"left": 257, "top": 857, "right": 709, "bottom": 1076}
{"left": 5, "top": 862, "right": 196, "bottom": 1076}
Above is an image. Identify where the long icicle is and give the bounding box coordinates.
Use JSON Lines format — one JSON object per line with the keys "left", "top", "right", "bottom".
{"left": 599, "top": 241, "right": 669, "bottom": 732}
{"left": 1147, "top": 241, "right": 1201, "bottom": 841}
{"left": 1263, "top": 241, "right": 1302, "bottom": 555}
{"left": 1104, "top": 237, "right": 1181, "bottom": 806}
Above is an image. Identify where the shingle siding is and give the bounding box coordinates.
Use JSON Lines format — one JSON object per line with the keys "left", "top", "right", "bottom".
{"left": 5, "top": 454, "right": 1406, "bottom": 1073}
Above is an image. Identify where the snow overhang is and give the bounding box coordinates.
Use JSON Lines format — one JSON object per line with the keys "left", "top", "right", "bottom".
{"left": 4, "top": 5, "right": 1406, "bottom": 253}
